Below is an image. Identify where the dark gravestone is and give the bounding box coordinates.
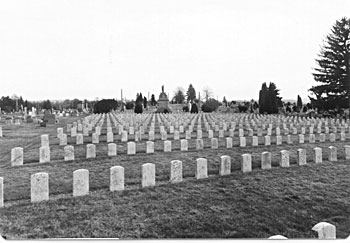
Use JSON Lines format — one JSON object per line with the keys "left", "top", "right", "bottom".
{"left": 43, "top": 110, "right": 56, "bottom": 124}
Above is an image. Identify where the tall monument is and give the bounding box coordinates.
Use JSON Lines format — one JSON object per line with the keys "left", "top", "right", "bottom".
{"left": 157, "top": 85, "right": 170, "bottom": 111}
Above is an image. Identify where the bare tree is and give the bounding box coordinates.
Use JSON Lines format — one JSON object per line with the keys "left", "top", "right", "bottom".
{"left": 202, "top": 86, "right": 213, "bottom": 102}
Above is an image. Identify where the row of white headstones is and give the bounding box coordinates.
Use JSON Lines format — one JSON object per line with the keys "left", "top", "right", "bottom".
{"left": 4, "top": 145, "right": 348, "bottom": 205}
{"left": 10, "top": 130, "right": 348, "bottom": 166}
{"left": 2, "top": 147, "right": 345, "bottom": 238}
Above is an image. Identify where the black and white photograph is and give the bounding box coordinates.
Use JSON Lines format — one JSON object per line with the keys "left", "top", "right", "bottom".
{"left": 0, "top": 0, "right": 349, "bottom": 239}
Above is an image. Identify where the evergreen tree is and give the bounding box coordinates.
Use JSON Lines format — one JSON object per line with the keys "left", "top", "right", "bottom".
{"left": 258, "top": 83, "right": 269, "bottom": 114}
{"left": 297, "top": 95, "right": 303, "bottom": 112}
{"left": 223, "top": 96, "right": 227, "bottom": 107}
{"left": 143, "top": 97, "right": 147, "bottom": 108}
{"left": 186, "top": 84, "right": 196, "bottom": 102}
{"left": 309, "top": 17, "right": 350, "bottom": 111}
{"left": 151, "top": 94, "right": 156, "bottom": 106}
{"left": 173, "top": 88, "right": 185, "bottom": 104}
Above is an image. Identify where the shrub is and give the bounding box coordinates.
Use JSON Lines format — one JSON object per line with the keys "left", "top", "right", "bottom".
{"left": 134, "top": 103, "right": 143, "bottom": 114}
{"left": 93, "top": 99, "right": 118, "bottom": 114}
{"left": 125, "top": 102, "right": 134, "bottom": 110}
{"left": 190, "top": 103, "right": 198, "bottom": 113}
{"left": 156, "top": 107, "right": 171, "bottom": 113}
{"left": 182, "top": 106, "right": 189, "bottom": 112}
{"left": 201, "top": 99, "right": 220, "bottom": 112}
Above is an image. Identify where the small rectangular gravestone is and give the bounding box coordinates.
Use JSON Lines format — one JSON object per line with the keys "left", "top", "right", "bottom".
{"left": 41, "top": 134, "right": 49, "bottom": 147}
{"left": 196, "top": 139, "right": 204, "bottom": 150}
{"left": 76, "top": 133, "right": 84, "bottom": 145}
{"left": 319, "top": 133, "right": 326, "bottom": 142}
{"left": 309, "top": 134, "right": 315, "bottom": 143}
{"left": 59, "top": 134, "right": 67, "bottom": 146}
{"left": 107, "top": 132, "right": 114, "bottom": 143}
{"left": 0, "top": 177, "right": 3, "bottom": 208}
{"left": 73, "top": 169, "right": 89, "bottom": 197}
{"left": 276, "top": 135, "right": 282, "bottom": 145}
{"left": 261, "top": 151, "right": 271, "bottom": 169}
{"left": 11, "top": 147, "right": 23, "bottom": 166}
{"left": 299, "top": 134, "right": 304, "bottom": 144}
{"left": 39, "top": 146, "right": 50, "bottom": 163}
{"left": 92, "top": 133, "right": 99, "bottom": 144}
{"left": 170, "top": 160, "right": 182, "bottom": 183}
{"left": 108, "top": 143, "right": 117, "bottom": 156}
{"left": 86, "top": 144, "right": 96, "bottom": 158}
{"left": 220, "top": 156, "right": 231, "bottom": 176}
{"left": 314, "top": 147, "right": 322, "bottom": 163}
{"left": 196, "top": 158, "right": 208, "bottom": 179}
{"left": 110, "top": 166, "right": 124, "bottom": 191}
{"left": 146, "top": 141, "right": 154, "bottom": 153}
{"left": 208, "top": 130, "right": 214, "bottom": 138}
{"left": 239, "top": 137, "right": 246, "bottom": 147}
{"left": 142, "top": 163, "right": 155, "bottom": 188}
{"left": 211, "top": 138, "right": 219, "bottom": 149}
{"left": 328, "top": 146, "right": 337, "bottom": 162}
{"left": 264, "top": 136, "right": 271, "bottom": 146}
{"left": 241, "top": 154, "right": 252, "bottom": 172}
{"left": 280, "top": 150, "right": 289, "bottom": 167}
{"left": 174, "top": 131, "right": 180, "bottom": 140}
{"left": 329, "top": 133, "right": 336, "bottom": 142}
{"left": 121, "top": 131, "right": 128, "bottom": 142}
{"left": 180, "top": 139, "right": 188, "bottom": 151}
{"left": 127, "top": 142, "right": 136, "bottom": 155}
{"left": 252, "top": 136, "right": 258, "bottom": 146}
{"left": 185, "top": 131, "right": 191, "bottom": 139}
{"left": 148, "top": 131, "right": 155, "bottom": 141}
{"left": 164, "top": 140, "right": 172, "bottom": 152}
{"left": 297, "top": 149, "right": 307, "bottom": 165}
{"left": 219, "top": 130, "right": 224, "bottom": 138}
{"left": 64, "top": 145, "right": 75, "bottom": 161}
{"left": 344, "top": 145, "right": 350, "bottom": 160}
{"left": 31, "top": 172, "right": 49, "bottom": 203}
{"left": 226, "top": 137, "right": 233, "bottom": 148}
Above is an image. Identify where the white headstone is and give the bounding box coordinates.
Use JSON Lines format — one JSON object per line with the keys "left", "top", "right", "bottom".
{"left": 107, "top": 132, "right": 114, "bottom": 143}
{"left": 110, "top": 166, "right": 124, "bottom": 191}
{"left": 0, "top": 177, "right": 3, "bottom": 207}
{"left": 239, "top": 137, "right": 246, "bottom": 147}
{"left": 161, "top": 131, "right": 167, "bottom": 140}
{"left": 180, "top": 139, "right": 188, "bottom": 151}
{"left": 57, "top": 128, "right": 64, "bottom": 138}
{"left": 108, "top": 143, "right": 117, "bottom": 156}
{"left": 264, "top": 136, "right": 271, "bottom": 146}
{"left": 73, "top": 169, "right": 89, "bottom": 196}
{"left": 146, "top": 141, "right": 154, "bottom": 153}
{"left": 297, "top": 149, "right": 307, "bottom": 165}
{"left": 344, "top": 145, "right": 350, "bottom": 160}
{"left": 59, "top": 134, "right": 67, "bottom": 146}
{"left": 211, "top": 138, "right": 219, "bottom": 149}
{"left": 148, "top": 131, "right": 155, "bottom": 141}
{"left": 196, "top": 139, "right": 204, "bottom": 150}
{"left": 329, "top": 133, "right": 336, "bottom": 142}
{"left": 71, "top": 127, "right": 77, "bottom": 137}
{"left": 220, "top": 155, "right": 231, "bottom": 176}
{"left": 127, "top": 142, "right": 136, "bottom": 155}
{"left": 164, "top": 140, "right": 172, "bottom": 152}
{"left": 170, "top": 160, "right": 182, "bottom": 183}
{"left": 208, "top": 130, "right": 214, "bottom": 138}
{"left": 76, "top": 133, "right": 84, "bottom": 145}
{"left": 314, "top": 147, "right": 322, "bottom": 163}
{"left": 41, "top": 134, "right": 49, "bottom": 147}
{"left": 142, "top": 163, "right": 156, "bottom": 188}
{"left": 197, "top": 130, "right": 202, "bottom": 139}
{"left": 39, "top": 146, "right": 50, "bottom": 163}
{"left": 196, "top": 158, "right": 208, "bottom": 179}
{"left": 252, "top": 136, "right": 258, "bottom": 146}
{"left": 174, "top": 131, "right": 180, "bottom": 140}
{"left": 276, "top": 135, "right": 282, "bottom": 145}
{"left": 31, "top": 172, "right": 49, "bottom": 202}
{"left": 92, "top": 133, "right": 99, "bottom": 144}
{"left": 261, "top": 151, "right": 271, "bottom": 169}
{"left": 298, "top": 134, "right": 304, "bottom": 144}
{"left": 64, "top": 145, "right": 75, "bottom": 161}
{"left": 226, "top": 137, "right": 233, "bottom": 148}
{"left": 280, "top": 150, "right": 289, "bottom": 167}
{"left": 241, "top": 154, "right": 252, "bottom": 172}
{"left": 312, "top": 222, "right": 336, "bottom": 239}
{"left": 121, "top": 131, "right": 128, "bottom": 142}
{"left": 86, "top": 144, "right": 96, "bottom": 158}
{"left": 319, "top": 133, "right": 326, "bottom": 142}
{"left": 328, "top": 146, "right": 337, "bottom": 162}
{"left": 11, "top": 147, "right": 23, "bottom": 166}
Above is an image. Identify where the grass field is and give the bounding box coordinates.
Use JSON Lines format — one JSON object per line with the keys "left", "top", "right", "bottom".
{"left": 0, "top": 115, "right": 349, "bottom": 239}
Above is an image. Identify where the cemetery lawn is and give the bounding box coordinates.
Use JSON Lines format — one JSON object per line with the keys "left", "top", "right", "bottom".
{"left": 0, "top": 118, "right": 350, "bottom": 239}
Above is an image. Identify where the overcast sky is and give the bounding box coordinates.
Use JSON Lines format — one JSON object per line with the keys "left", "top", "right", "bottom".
{"left": 0, "top": 0, "right": 349, "bottom": 102}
